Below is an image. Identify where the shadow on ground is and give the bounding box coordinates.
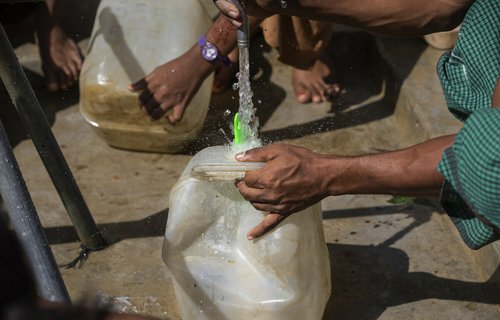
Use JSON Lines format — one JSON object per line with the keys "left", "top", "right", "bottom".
{"left": 3, "top": 11, "right": 426, "bottom": 154}
{"left": 181, "top": 30, "right": 285, "bottom": 153}
{"left": 44, "top": 209, "right": 168, "bottom": 246}
{"left": 261, "top": 33, "right": 427, "bottom": 143}
{"left": 183, "top": 31, "right": 427, "bottom": 153}
{"left": 44, "top": 199, "right": 500, "bottom": 319}
{"left": 0, "top": 74, "right": 80, "bottom": 147}
{"left": 322, "top": 201, "right": 500, "bottom": 319}
{"left": 323, "top": 243, "right": 499, "bottom": 320}
{"left": 0, "top": 0, "right": 99, "bottom": 147}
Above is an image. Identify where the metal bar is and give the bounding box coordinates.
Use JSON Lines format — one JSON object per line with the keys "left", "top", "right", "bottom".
{"left": 0, "top": 1, "right": 46, "bottom": 3}
{"left": 0, "top": 23, "right": 105, "bottom": 250}
{"left": 0, "top": 120, "right": 70, "bottom": 303}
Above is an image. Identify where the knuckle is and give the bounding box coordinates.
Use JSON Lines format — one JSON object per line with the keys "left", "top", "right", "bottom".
{"left": 262, "top": 219, "right": 276, "bottom": 229}
{"left": 275, "top": 205, "right": 287, "bottom": 214}
{"left": 252, "top": 203, "right": 265, "bottom": 211}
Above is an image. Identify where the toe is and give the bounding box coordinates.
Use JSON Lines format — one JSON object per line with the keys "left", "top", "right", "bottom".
{"left": 296, "top": 91, "right": 311, "bottom": 103}
{"left": 331, "top": 83, "right": 341, "bottom": 96}
{"left": 312, "top": 94, "right": 322, "bottom": 103}
{"left": 47, "top": 80, "right": 59, "bottom": 92}
{"left": 45, "top": 72, "right": 60, "bottom": 92}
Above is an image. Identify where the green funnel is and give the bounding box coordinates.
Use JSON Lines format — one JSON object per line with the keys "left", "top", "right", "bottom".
{"left": 233, "top": 112, "right": 243, "bottom": 144}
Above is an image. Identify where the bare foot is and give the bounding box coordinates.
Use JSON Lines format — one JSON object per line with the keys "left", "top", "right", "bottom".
{"left": 292, "top": 58, "right": 340, "bottom": 104}
{"left": 35, "top": 1, "right": 83, "bottom": 92}
{"left": 37, "top": 24, "right": 83, "bottom": 92}
{"left": 212, "top": 47, "right": 239, "bottom": 93}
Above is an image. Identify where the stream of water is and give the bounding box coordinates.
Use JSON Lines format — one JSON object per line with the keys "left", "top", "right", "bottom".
{"left": 232, "top": 46, "right": 262, "bottom": 152}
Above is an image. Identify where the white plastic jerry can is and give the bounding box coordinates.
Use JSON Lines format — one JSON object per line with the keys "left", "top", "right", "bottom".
{"left": 79, "top": 0, "right": 214, "bottom": 153}
{"left": 163, "top": 146, "right": 331, "bottom": 320}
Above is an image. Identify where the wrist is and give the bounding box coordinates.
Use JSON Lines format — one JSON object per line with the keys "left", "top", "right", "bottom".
{"left": 186, "top": 44, "right": 216, "bottom": 76}
{"left": 315, "top": 155, "right": 340, "bottom": 197}
{"left": 319, "top": 155, "right": 360, "bottom": 196}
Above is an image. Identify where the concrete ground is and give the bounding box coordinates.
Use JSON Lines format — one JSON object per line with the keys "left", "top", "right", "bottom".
{"left": 2, "top": 4, "right": 499, "bottom": 320}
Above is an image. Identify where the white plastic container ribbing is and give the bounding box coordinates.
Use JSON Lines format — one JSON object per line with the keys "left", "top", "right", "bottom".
{"left": 163, "top": 146, "right": 331, "bottom": 319}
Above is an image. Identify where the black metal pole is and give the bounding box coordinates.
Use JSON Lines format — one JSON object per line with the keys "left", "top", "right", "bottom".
{"left": 0, "top": 120, "right": 70, "bottom": 303}
{"left": 0, "top": 1, "right": 45, "bottom": 2}
{"left": 0, "top": 23, "right": 105, "bottom": 250}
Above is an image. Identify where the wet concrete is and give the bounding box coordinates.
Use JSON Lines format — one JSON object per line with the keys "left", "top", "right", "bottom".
{"left": 2, "top": 5, "right": 499, "bottom": 320}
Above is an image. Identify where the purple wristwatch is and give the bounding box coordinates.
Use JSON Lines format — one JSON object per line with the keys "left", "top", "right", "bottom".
{"left": 197, "top": 35, "right": 232, "bottom": 67}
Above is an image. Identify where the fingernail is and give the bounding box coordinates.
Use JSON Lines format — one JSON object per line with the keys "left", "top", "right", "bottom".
{"left": 247, "top": 235, "right": 254, "bottom": 240}
{"left": 235, "top": 152, "right": 246, "bottom": 160}
{"left": 228, "top": 10, "right": 238, "bottom": 18}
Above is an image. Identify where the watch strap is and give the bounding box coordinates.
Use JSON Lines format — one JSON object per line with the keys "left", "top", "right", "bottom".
{"left": 198, "top": 35, "right": 232, "bottom": 68}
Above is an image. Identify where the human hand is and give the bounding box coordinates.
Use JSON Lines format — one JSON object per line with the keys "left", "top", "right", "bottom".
{"left": 235, "top": 143, "right": 331, "bottom": 239}
{"left": 129, "top": 47, "right": 213, "bottom": 124}
{"left": 213, "top": 0, "right": 271, "bottom": 28}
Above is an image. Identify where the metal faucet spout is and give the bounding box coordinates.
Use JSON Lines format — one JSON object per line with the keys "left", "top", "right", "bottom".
{"left": 230, "top": 0, "right": 249, "bottom": 48}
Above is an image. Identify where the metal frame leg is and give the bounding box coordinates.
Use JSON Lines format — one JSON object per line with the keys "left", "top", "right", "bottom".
{"left": 0, "top": 22, "right": 105, "bottom": 250}
{"left": 0, "top": 120, "right": 70, "bottom": 303}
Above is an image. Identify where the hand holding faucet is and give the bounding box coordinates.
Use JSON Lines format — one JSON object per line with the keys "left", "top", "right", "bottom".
{"left": 214, "top": 0, "right": 271, "bottom": 28}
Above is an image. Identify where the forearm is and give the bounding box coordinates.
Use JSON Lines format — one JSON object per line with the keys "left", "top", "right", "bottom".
{"left": 253, "top": 0, "right": 473, "bottom": 36}
{"left": 206, "top": 14, "right": 263, "bottom": 55}
{"left": 324, "top": 135, "right": 456, "bottom": 196}
{"left": 186, "top": 14, "right": 263, "bottom": 75}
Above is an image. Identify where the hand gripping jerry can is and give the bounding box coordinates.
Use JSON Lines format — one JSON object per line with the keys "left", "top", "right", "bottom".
{"left": 79, "top": 0, "right": 213, "bottom": 153}
{"left": 163, "top": 146, "right": 331, "bottom": 319}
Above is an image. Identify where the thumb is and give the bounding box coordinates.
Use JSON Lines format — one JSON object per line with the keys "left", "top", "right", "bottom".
{"left": 247, "top": 213, "right": 284, "bottom": 240}
{"left": 235, "top": 145, "right": 277, "bottom": 162}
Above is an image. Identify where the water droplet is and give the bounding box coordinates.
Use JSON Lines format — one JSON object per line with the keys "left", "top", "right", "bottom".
{"left": 218, "top": 128, "right": 231, "bottom": 144}
{"left": 257, "top": 99, "right": 262, "bottom": 104}
{"left": 232, "top": 83, "right": 239, "bottom": 90}
{"left": 280, "top": 0, "right": 288, "bottom": 8}
{"left": 223, "top": 109, "right": 231, "bottom": 117}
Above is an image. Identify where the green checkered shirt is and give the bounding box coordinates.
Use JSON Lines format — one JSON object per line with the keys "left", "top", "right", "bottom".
{"left": 437, "top": 0, "right": 500, "bottom": 249}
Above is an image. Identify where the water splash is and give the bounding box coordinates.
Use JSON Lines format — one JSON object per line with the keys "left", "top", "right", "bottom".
{"left": 231, "top": 46, "right": 261, "bottom": 152}
{"left": 218, "top": 128, "right": 232, "bottom": 144}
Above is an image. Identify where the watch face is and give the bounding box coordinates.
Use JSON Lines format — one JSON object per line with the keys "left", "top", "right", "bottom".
{"left": 202, "top": 42, "right": 219, "bottom": 62}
